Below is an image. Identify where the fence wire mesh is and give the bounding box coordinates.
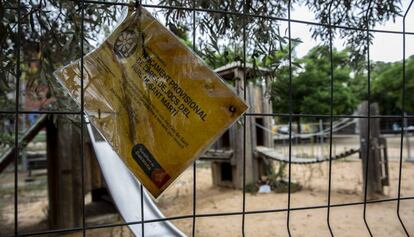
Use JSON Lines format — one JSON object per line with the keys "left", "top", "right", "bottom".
{"left": 2, "top": 0, "right": 414, "bottom": 236}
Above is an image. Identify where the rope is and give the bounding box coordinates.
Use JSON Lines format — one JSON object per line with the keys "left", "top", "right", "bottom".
{"left": 255, "top": 117, "right": 356, "bottom": 140}
{"left": 255, "top": 146, "right": 360, "bottom": 165}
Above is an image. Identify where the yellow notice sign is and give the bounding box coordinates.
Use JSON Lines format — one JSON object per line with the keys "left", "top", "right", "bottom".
{"left": 54, "top": 8, "right": 248, "bottom": 198}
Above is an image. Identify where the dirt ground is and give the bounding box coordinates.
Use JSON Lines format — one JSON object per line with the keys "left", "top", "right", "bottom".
{"left": 157, "top": 160, "right": 414, "bottom": 237}
{"left": 1, "top": 135, "right": 414, "bottom": 236}
{"left": 1, "top": 160, "right": 413, "bottom": 237}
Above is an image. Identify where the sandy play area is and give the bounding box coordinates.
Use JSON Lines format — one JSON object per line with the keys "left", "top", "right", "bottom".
{"left": 157, "top": 160, "right": 414, "bottom": 237}
{"left": 1, "top": 159, "right": 413, "bottom": 237}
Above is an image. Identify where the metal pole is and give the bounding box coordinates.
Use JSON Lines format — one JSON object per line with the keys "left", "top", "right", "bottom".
{"left": 404, "top": 113, "right": 413, "bottom": 162}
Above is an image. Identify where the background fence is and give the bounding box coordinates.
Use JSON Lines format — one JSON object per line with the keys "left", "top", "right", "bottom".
{"left": 2, "top": 0, "right": 414, "bottom": 236}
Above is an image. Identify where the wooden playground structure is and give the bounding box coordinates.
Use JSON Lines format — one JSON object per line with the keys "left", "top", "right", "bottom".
{"left": 202, "top": 62, "right": 389, "bottom": 199}
{"left": 201, "top": 61, "right": 274, "bottom": 189}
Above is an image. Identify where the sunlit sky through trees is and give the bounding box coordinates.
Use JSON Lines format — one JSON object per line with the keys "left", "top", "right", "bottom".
{"left": 85, "top": 0, "right": 414, "bottom": 63}
{"left": 291, "top": 0, "right": 414, "bottom": 62}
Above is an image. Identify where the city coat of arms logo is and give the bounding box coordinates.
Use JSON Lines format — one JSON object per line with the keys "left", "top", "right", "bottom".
{"left": 114, "top": 30, "right": 138, "bottom": 58}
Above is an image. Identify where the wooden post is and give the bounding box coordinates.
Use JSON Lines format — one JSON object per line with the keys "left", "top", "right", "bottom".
{"left": 47, "top": 116, "right": 83, "bottom": 228}
{"left": 233, "top": 68, "right": 254, "bottom": 189}
{"left": 251, "top": 79, "right": 274, "bottom": 182}
{"left": 208, "top": 63, "right": 274, "bottom": 189}
{"left": 358, "top": 102, "right": 384, "bottom": 199}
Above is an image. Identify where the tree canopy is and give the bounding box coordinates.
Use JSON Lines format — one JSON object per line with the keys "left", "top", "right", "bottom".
{"left": 0, "top": 0, "right": 406, "bottom": 115}
{"left": 271, "top": 46, "right": 358, "bottom": 119}
{"left": 270, "top": 45, "right": 414, "bottom": 120}
{"left": 0, "top": 0, "right": 124, "bottom": 111}
{"left": 160, "top": 0, "right": 402, "bottom": 65}
{"left": 371, "top": 55, "right": 414, "bottom": 115}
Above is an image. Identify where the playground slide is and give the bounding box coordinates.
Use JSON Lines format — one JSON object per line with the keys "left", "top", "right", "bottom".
{"left": 86, "top": 120, "right": 185, "bottom": 237}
